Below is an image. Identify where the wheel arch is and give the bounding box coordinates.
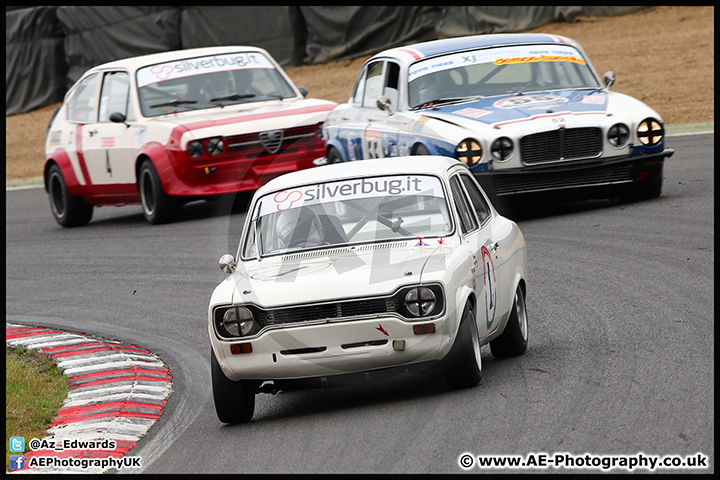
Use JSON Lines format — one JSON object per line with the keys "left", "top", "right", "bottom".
{"left": 135, "top": 142, "right": 175, "bottom": 191}
{"left": 325, "top": 138, "right": 348, "bottom": 162}
{"left": 44, "top": 151, "right": 83, "bottom": 196}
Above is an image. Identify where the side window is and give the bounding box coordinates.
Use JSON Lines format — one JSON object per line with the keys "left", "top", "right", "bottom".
{"left": 362, "top": 61, "right": 384, "bottom": 107}
{"left": 98, "top": 71, "right": 129, "bottom": 123}
{"left": 449, "top": 176, "right": 478, "bottom": 234}
{"left": 384, "top": 62, "right": 400, "bottom": 107}
{"left": 460, "top": 173, "right": 492, "bottom": 224}
{"left": 67, "top": 73, "right": 99, "bottom": 123}
{"left": 351, "top": 68, "right": 367, "bottom": 105}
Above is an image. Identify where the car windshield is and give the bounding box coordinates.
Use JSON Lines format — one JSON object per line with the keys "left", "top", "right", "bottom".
{"left": 408, "top": 44, "right": 601, "bottom": 109}
{"left": 136, "top": 51, "right": 297, "bottom": 117}
{"left": 242, "top": 174, "right": 453, "bottom": 259}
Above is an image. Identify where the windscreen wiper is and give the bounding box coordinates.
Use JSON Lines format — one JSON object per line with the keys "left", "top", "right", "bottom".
{"left": 410, "top": 96, "right": 483, "bottom": 110}
{"left": 150, "top": 99, "right": 198, "bottom": 108}
{"left": 209, "top": 93, "right": 256, "bottom": 102}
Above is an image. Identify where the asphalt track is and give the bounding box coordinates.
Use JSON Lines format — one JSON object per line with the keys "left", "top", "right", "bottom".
{"left": 5, "top": 130, "right": 714, "bottom": 474}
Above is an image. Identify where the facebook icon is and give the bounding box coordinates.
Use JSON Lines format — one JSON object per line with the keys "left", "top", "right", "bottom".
{"left": 10, "top": 455, "right": 25, "bottom": 470}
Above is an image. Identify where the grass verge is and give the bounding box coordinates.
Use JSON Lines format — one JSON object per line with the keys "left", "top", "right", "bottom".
{"left": 6, "top": 345, "right": 68, "bottom": 472}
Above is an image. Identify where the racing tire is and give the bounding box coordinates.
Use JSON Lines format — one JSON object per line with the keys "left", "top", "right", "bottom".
{"left": 211, "top": 349, "right": 257, "bottom": 424}
{"left": 631, "top": 175, "right": 663, "bottom": 201}
{"left": 326, "top": 146, "right": 344, "bottom": 164}
{"left": 490, "top": 285, "right": 528, "bottom": 359}
{"left": 47, "top": 163, "right": 93, "bottom": 228}
{"left": 442, "top": 304, "right": 482, "bottom": 389}
{"left": 138, "top": 160, "right": 182, "bottom": 225}
{"left": 412, "top": 144, "right": 430, "bottom": 155}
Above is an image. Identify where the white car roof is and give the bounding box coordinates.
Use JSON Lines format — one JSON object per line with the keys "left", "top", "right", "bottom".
{"left": 88, "top": 46, "right": 270, "bottom": 72}
{"left": 256, "top": 156, "right": 464, "bottom": 195}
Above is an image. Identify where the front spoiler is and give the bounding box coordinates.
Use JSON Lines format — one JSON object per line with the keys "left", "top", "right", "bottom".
{"left": 474, "top": 148, "right": 674, "bottom": 199}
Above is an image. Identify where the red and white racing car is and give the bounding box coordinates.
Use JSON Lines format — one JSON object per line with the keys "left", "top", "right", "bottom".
{"left": 44, "top": 46, "right": 336, "bottom": 226}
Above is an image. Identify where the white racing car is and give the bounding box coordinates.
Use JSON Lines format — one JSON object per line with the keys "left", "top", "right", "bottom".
{"left": 208, "top": 156, "right": 528, "bottom": 423}
{"left": 44, "top": 46, "right": 335, "bottom": 227}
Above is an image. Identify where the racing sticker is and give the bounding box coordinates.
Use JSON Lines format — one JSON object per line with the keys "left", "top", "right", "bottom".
{"left": 494, "top": 94, "right": 568, "bottom": 109}
{"left": 259, "top": 175, "right": 446, "bottom": 216}
{"left": 480, "top": 245, "right": 497, "bottom": 329}
{"left": 48, "top": 131, "right": 62, "bottom": 147}
{"left": 408, "top": 44, "right": 585, "bottom": 81}
{"left": 454, "top": 108, "right": 491, "bottom": 119}
{"left": 362, "top": 129, "right": 385, "bottom": 159}
{"left": 136, "top": 52, "right": 275, "bottom": 88}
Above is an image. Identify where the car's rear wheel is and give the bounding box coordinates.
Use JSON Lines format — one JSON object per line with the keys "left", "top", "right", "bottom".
{"left": 442, "top": 303, "right": 482, "bottom": 389}
{"left": 490, "top": 285, "right": 528, "bottom": 359}
{"left": 47, "top": 163, "right": 93, "bottom": 227}
{"left": 211, "top": 349, "right": 257, "bottom": 424}
{"left": 327, "top": 146, "right": 344, "bottom": 164}
{"left": 138, "top": 160, "right": 182, "bottom": 224}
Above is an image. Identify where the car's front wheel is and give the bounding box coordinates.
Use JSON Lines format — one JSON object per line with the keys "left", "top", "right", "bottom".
{"left": 138, "top": 160, "right": 182, "bottom": 224}
{"left": 211, "top": 349, "right": 257, "bottom": 424}
{"left": 442, "top": 303, "right": 482, "bottom": 389}
{"left": 490, "top": 285, "right": 528, "bottom": 359}
{"left": 326, "top": 146, "right": 344, "bottom": 164}
{"left": 47, "top": 163, "right": 93, "bottom": 227}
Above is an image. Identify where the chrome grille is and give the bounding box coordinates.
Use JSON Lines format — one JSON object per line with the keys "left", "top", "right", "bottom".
{"left": 258, "top": 297, "right": 400, "bottom": 326}
{"left": 520, "top": 127, "right": 602, "bottom": 165}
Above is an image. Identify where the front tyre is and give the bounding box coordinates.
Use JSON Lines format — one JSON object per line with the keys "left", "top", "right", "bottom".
{"left": 326, "top": 146, "right": 344, "bottom": 164}
{"left": 490, "top": 285, "right": 528, "bottom": 359}
{"left": 47, "top": 163, "right": 93, "bottom": 227}
{"left": 211, "top": 349, "right": 257, "bottom": 424}
{"left": 138, "top": 160, "right": 182, "bottom": 224}
{"left": 442, "top": 304, "right": 482, "bottom": 389}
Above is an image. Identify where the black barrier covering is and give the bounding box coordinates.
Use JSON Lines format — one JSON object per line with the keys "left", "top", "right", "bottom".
{"left": 6, "top": 6, "right": 649, "bottom": 116}
{"left": 299, "top": 6, "right": 441, "bottom": 64}
{"left": 180, "top": 6, "right": 294, "bottom": 67}
{"left": 6, "top": 7, "right": 66, "bottom": 116}
{"left": 56, "top": 6, "right": 182, "bottom": 93}
{"left": 437, "top": 6, "right": 647, "bottom": 38}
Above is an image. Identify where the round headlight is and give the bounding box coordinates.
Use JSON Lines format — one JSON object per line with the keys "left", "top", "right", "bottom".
{"left": 491, "top": 137, "right": 513, "bottom": 161}
{"left": 637, "top": 118, "right": 663, "bottom": 146}
{"left": 188, "top": 140, "right": 204, "bottom": 158}
{"left": 207, "top": 138, "right": 224, "bottom": 156}
{"left": 607, "top": 123, "right": 630, "bottom": 147}
{"left": 455, "top": 139, "right": 482, "bottom": 166}
{"left": 223, "top": 307, "right": 255, "bottom": 336}
{"left": 405, "top": 287, "right": 437, "bottom": 317}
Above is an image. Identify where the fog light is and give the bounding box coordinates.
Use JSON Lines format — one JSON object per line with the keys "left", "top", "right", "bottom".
{"left": 392, "top": 340, "right": 406, "bottom": 351}
{"left": 413, "top": 323, "right": 436, "bottom": 335}
{"left": 230, "top": 343, "right": 253, "bottom": 354}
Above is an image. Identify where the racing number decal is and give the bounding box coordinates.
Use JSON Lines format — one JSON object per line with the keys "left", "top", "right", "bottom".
{"left": 480, "top": 245, "right": 497, "bottom": 329}
{"left": 363, "top": 130, "right": 384, "bottom": 159}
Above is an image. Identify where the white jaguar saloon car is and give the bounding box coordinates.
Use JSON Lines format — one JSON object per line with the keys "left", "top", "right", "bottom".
{"left": 321, "top": 33, "right": 674, "bottom": 207}
{"left": 208, "top": 155, "right": 528, "bottom": 423}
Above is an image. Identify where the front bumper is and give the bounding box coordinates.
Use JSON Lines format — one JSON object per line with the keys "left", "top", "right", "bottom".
{"left": 211, "top": 315, "right": 452, "bottom": 381}
{"left": 166, "top": 142, "right": 326, "bottom": 197}
{"left": 474, "top": 148, "right": 674, "bottom": 199}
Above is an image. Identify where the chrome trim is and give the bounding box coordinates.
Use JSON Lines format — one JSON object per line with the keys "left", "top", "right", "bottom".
{"left": 212, "top": 282, "right": 446, "bottom": 341}
{"left": 228, "top": 132, "right": 315, "bottom": 149}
